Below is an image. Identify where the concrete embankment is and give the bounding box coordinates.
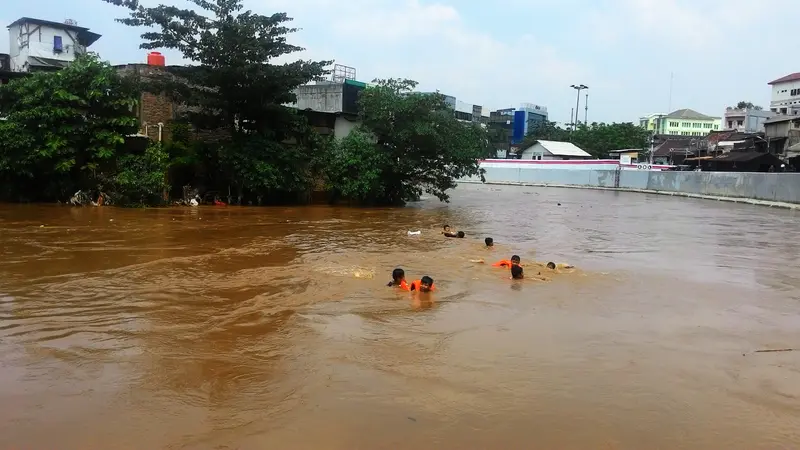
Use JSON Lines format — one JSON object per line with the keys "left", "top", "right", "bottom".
{"left": 463, "top": 165, "right": 800, "bottom": 209}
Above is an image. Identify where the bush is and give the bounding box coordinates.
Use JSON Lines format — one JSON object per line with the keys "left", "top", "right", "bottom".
{"left": 114, "top": 143, "right": 169, "bottom": 206}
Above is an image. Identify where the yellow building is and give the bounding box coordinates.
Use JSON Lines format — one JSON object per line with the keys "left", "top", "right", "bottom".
{"left": 638, "top": 113, "right": 664, "bottom": 132}
{"left": 639, "top": 109, "right": 721, "bottom": 136}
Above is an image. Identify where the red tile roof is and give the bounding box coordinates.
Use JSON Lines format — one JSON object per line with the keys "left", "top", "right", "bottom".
{"left": 768, "top": 72, "right": 800, "bottom": 85}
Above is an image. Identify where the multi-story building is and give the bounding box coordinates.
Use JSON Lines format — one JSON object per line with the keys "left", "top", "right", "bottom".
{"left": 658, "top": 109, "right": 721, "bottom": 136}
{"left": 5, "top": 17, "right": 101, "bottom": 73}
{"left": 454, "top": 99, "right": 484, "bottom": 123}
{"left": 723, "top": 107, "right": 774, "bottom": 133}
{"left": 640, "top": 109, "right": 721, "bottom": 136}
{"left": 639, "top": 113, "right": 666, "bottom": 132}
{"left": 768, "top": 72, "right": 800, "bottom": 115}
{"left": 487, "top": 104, "right": 548, "bottom": 147}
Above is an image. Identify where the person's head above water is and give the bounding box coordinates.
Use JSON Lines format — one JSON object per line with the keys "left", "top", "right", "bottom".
{"left": 511, "top": 265, "right": 524, "bottom": 280}
{"left": 457, "top": 231, "right": 465, "bottom": 238}
{"left": 443, "top": 224, "right": 451, "bottom": 232}
{"left": 485, "top": 237, "right": 494, "bottom": 247}
{"left": 392, "top": 268, "right": 405, "bottom": 282}
{"left": 419, "top": 276, "right": 434, "bottom": 292}
{"left": 546, "top": 262, "right": 556, "bottom": 270}
{"left": 511, "top": 255, "right": 521, "bottom": 265}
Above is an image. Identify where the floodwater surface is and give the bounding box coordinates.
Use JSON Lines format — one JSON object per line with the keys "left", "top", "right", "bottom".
{"left": 1, "top": 184, "right": 799, "bottom": 449}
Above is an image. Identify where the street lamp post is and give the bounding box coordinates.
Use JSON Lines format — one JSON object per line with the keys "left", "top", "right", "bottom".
{"left": 571, "top": 84, "right": 588, "bottom": 128}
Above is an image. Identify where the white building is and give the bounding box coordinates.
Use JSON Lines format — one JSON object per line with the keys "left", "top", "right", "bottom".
{"left": 723, "top": 107, "right": 775, "bottom": 133}
{"left": 454, "top": 99, "right": 483, "bottom": 123}
{"left": 519, "top": 140, "right": 592, "bottom": 160}
{"left": 7, "top": 17, "right": 101, "bottom": 72}
{"left": 768, "top": 72, "right": 800, "bottom": 115}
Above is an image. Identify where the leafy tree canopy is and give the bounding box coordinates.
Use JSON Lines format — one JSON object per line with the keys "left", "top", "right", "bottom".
{"left": 735, "top": 101, "right": 763, "bottom": 111}
{"left": 104, "top": 0, "right": 330, "bottom": 137}
{"left": 325, "top": 79, "right": 487, "bottom": 205}
{"left": 0, "top": 54, "right": 139, "bottom": 201}
{"left": 104, "top": 0, "right": 333, "bottom": 199}
{"left": 521, "top": 121, "right": 649, "bottom": 158}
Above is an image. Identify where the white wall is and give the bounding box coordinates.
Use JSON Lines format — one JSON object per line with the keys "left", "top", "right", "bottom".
{"left": 770, "top": 80, "right": 800, "bottom": 112}
{"left": 8, "top": 25, "right": 20, "bottom": 59}
{"left": 520, "top": 143, "right": 545, "bottom": 160}
{"left": 333, "top": 116, "right": 357, "bottom": 139}
{"left": 9, "top": 23, "right": 86, "bottom": 71}
{"left": 455, "top": 100, "right": 472, "bottom": 114}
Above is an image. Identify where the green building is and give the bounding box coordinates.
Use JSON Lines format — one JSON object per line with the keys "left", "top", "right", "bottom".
{"left": 639, "top": 109, "right": 721, "bottom": 136}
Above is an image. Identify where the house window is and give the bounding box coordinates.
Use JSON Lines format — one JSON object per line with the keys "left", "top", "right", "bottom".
{"left": 714, "top": 125, "right": 719, "bottom": 129}
{"left": 53, "top": 36, "right": 63, "bottom": 53}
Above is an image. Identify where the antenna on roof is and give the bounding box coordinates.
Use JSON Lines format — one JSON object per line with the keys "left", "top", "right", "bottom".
{"left": 64, "top": 19, "right": 78, "bottom": 26}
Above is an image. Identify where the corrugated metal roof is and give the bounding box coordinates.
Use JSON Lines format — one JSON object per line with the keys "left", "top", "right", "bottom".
{"left": 533, "top": 140, "right": 592, "bottom": 157}
{"left": 712, "top": 151, "right": 778, "bottom": 163}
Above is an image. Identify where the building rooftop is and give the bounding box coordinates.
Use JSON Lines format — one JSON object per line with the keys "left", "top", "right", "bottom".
{"left": 608, "top": 148, "right": 642, "bottom": 154}
{"left": 7, "top": 17, "right": 101, "bottom": 47}
{"left": 664, "top": 108, "right": 719, "bottom": 120}
{"left": 653, "top": 139, "right": 696, "bottom": 157}
{"left": 528, "top": 140, "right": 591, "bottom": 157}
{"left": 768, "top": 72, "right": 800, "bottom": 85}
{"left": 764, "top": 114, "right": 800, "bottom": 124}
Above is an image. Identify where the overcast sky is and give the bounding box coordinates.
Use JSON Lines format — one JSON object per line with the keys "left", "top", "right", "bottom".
{"left": 2, "top": 0, "right": 798, "bottom": 124}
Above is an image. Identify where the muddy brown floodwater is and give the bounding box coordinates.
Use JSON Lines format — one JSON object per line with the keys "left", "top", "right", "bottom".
{"left": 1, "top": 184, "right": 800, "bottom": 449}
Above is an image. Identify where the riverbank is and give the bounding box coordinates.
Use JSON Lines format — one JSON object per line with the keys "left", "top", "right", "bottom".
{"left": 460, "top": 179, "right": 800, "bottom": 210}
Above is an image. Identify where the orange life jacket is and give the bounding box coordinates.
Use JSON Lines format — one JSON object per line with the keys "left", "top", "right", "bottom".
{"left": 388, "top": 279, "right": 410, "bottom": 291}
{"left": 492, "top": 260, "right": 522, "bottom": 267}
{"left": 410, "top": 280, "right": 436, "bottom": 292}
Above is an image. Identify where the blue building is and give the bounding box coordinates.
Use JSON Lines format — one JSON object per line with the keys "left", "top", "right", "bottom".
{"left": 488, "top": 104, "right": 549, "bottom": 150}
{"left": 511, "top": 104, "right": 548, "bottom": 144}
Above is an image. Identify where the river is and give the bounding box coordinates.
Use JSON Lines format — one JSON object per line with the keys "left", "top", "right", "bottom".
{"left": 1, "top": 183, "right": 799, "bottom": 449}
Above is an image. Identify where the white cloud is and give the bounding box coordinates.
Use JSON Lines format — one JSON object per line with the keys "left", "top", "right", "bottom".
{"left": 256, "top": 0, "right": 595, "bottom": 115}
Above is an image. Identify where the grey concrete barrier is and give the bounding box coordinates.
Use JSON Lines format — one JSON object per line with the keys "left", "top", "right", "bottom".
{"left": 464, "top": 166, "right": 800, "bottom": 209}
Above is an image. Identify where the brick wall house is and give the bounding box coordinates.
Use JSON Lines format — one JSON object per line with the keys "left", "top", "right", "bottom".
{"left": 114, "top": 64, "right": 175, "bottom": 142}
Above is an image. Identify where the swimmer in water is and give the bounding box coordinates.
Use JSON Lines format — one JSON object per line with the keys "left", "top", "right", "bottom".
{"left": 387, "top": 268, "right": 410, "bottom": 290}
{"left": 544, "top": 261, "right": 575, "bottom": 272}
{"left": 445, "top": 231, "right": 465, "bottom": 238}
{"left": 493, "top": 254, "right": 521, "bottom": 268}
{"left": 510, "top": 264, "right": 550, "bottom": 281}
{"left": 442, "top": 224, "right": 459, "bottom": 238}
{"left": 410, "top": 276, "right": 435, "bottom": 292}
{"left": 469, "top": 238, "right": 495, "bottom": 263}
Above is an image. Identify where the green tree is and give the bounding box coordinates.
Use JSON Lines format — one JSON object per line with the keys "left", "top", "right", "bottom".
{"left": 115, "top": 143, "right": 170, "bottom": 205}
{"left": 521, "top": 121, "right": 571, "bottom": 147}
{"left": 521, "top": 121, "right": 648, "bottom": 158}
{"left": 326, "top": 79, "right": 487, "bottom": 205}
{"left": 104, "top": 0, "right": 332, "bottom": 201}
{"left": 736, "top": 101, "right": 763, "bottom": 111}
{"left": 0, "top": 54, "right": 139, "bottom": 201}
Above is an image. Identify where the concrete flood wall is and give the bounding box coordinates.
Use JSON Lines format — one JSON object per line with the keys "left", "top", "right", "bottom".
{"left": 468, "top": 165, "right": 800, "bottom": 206}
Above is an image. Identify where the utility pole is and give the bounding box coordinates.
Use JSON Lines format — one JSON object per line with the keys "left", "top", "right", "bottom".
{"left": 571, "top": 84, "right": 588, "bottom": 127}
{"left": 584, "top": 92, "right": 588, "bottom": 124}
{"left": 570, "top": 108, "right": 574, "bottom": 130}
